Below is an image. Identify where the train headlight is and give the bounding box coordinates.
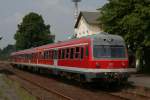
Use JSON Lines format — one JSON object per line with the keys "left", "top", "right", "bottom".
{"left": 122, "top": 62, "right": 125, "bottom": 66}
{"left": 96, "top": 62, "right": 100, "bottom": 68}
{"left": 108, "top": 63, "right": 113, "bottom": 68}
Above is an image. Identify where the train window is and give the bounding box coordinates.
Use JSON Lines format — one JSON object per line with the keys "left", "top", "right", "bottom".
{"left": 58, "top": 49, "right": 61, "bottom": 59}
{"left": 32, "top": 53, "right": 34, "bottom": 59}
{"left": 93, "top": 45, "right": 110, "bottom": 58}
{"left": 86, "top": 46, "right": 89, "bottom": 57}
{"left": 53, "top": 50, "right": 58, "bottom": 59}
{"left": 35, "top": 53, "right": 38, "bottom": 59}
{"left": 110, "top": 46, "right": 126, "bottom": 58}
{"left": 21, "top": 55, "right": 23, "bottom": 59}
{"left": 50, "top": 50, "right": 54, "bottom": 59}
{"left": 38, "top": 52, "right": 41, "bottom": 59}
{"left": 66, "top": 48, "right": 70, "bottom": 59}
{"left": 26, "top": 55, "right": 28, "bottom": 59}
{"left": 30, "top": 54, "right": 32, "bottom": 59}
{"left": 70, "top": 48, "right": 74, "bottom": 59}
{"left": 24, "top": 55, "right": 26, "bottom": 59}
{"left": 26, "top": 54, "right": 29, "bottom": 59}
{"left": 49, "top": 51, "right": 52, "bottom": 59}
{"left": 32, "top": 54, "right": 34, "bottom": 59}
{"left": 67, "top": 48, "right": 69, "bottom": 52}
{"left": 76, "top": 47, "right": 79, "bottom": 52}
{"left": 47, "top": 51, "right": 50, "bottom": 59}
{"left": 35, "top": 53, "right": 37, "bottom": 59}
{"left": 34, "top": 53, "right": 36, "bottom": 59}
{"left": 33, "top": 53, "right": 35, "bottom": 59}
{"left": 75, "top": 53, "right": 79, "bottom": 59}
{"left": 81, "top": 47, "right": 84, "bottom": 59}
{"left": 93, "top": 45, "right": 126, "bottom": 58}
{"left": 49, "top": 51, "right": 51, "bottom": 59}
{"left": 41, "top": 52, "right": 44, "bottom": 59}
{"left": 44, "top": 51, "right": 49, "bottom": 59}
{"left": 28, "top": 54, "right": 30, "bottom": 59}
{"left": 75, "top": 47, "right": 79, "bottom": 59}
{"left": 62, "top": 49, "right": 65, "bottom": 59}
{"left": 44, "top": 52, "right": 46, "bottom": 59}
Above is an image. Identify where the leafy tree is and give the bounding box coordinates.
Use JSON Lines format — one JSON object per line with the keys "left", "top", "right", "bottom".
{"left": 14, "top": 12, "right": 54, "bottom": 50}
{"left": 98, "top": 0, "right": 150, "bottom": 72}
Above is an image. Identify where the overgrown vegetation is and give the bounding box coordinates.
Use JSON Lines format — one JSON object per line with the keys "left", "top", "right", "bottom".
{"left": 98, "top": 0, "right": 150, "bottom": 72}
{"left": 0, "top": 75, "right": 36, "bottom": 100}
{"left": 0, "top": 45, "right": 15, "bottom": 60}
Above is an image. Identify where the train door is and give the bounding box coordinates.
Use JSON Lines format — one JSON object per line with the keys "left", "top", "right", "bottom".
{"left": 53, "top": 49, "right": 58, "bottom": 66}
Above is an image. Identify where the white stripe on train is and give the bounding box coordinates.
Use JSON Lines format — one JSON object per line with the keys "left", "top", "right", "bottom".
{"left": 12, "top": 62, "right": 136, "bottom": 73}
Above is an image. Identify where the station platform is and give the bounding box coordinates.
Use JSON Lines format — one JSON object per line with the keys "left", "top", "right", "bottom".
{"left": 128, "top": 74, "right": 150, "bottom": 88}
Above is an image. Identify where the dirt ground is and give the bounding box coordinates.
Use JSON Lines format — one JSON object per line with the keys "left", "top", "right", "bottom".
{"left": 129, "top": 74, "right": 150, "bottom": 88}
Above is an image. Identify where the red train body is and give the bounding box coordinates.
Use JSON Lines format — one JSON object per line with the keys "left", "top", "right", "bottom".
{"left": 11, "top": 33, "right": 136, "bottom": 82}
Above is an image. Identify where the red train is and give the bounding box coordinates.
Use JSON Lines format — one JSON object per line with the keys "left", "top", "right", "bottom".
{"left": 10, "top": 32, "right": 136, "bottom": 82}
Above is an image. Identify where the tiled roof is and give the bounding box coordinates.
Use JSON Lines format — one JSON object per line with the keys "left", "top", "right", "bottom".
{"left": 75, "top": 11, "right": 99, "bottom": 28}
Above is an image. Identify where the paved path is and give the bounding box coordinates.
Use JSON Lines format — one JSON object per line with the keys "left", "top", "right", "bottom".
{"left": 129, "top": 74, "right": 150, "bottom": 88}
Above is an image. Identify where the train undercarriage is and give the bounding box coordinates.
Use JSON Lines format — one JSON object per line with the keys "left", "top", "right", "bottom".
{"left": 11, "top": 63, "right": 131, "bottom": 84}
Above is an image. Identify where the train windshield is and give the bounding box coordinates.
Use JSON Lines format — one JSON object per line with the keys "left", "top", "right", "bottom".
{"left": 93, "top": 45, "right": 126, "bottom": 59}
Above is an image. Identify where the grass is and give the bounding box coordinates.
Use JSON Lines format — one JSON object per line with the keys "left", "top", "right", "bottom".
{"left": 1, "top": 75, "right": 36, "bottom": 100}
{"left": 15, "top": 84, "right": 36, "bottom": 100}
{"left": 0, "top": 90, "right": 4, "bottom": 98}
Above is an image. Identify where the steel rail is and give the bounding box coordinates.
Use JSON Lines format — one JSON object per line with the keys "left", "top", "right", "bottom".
{"left": 9, "top": 68, "right": 74, "bottom": 100}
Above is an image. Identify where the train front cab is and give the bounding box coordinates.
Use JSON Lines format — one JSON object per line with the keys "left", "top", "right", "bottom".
{"left": 84, "top": 34, "right": 136, "bottom": 82}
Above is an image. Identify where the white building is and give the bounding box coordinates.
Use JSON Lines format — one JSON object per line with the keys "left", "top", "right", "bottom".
{"left": 74, "top": 11, "right": 103, "bottom": 38}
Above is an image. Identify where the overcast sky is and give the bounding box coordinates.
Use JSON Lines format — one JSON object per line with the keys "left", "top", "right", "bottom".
{"left": 0, "top": 0, "right": 107, "bottom": 48}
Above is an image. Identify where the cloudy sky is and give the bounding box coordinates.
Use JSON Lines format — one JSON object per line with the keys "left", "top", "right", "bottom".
{"left": 0, "top": 0, "right": 107, "bottom": 48}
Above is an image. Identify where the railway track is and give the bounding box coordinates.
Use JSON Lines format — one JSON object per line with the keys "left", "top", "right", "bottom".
{"left": 0, "top": 62, "right": 150, "bottom": 100}
{"left": 2, "top": 64, "right": 123, "bottom": 100}
{"left": 9, "top": 75, "right": 73, "bottom": 100}
{"left": 7, "top": 69, "right": 74, "bottom": 100}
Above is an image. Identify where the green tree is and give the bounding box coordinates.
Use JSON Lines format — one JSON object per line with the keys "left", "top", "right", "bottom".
{"left": 14, "top": 12, "right": 54, "bottom": 50}
{"left": 98, "top": 0, "right": 150, "bottom": 72}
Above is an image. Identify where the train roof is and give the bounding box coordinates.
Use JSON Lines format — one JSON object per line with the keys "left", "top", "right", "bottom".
{"left": 11, "top": 36, "right": 90, "bottom": 56}
{"left": 11, "top": 32, "right": 124, "bottom": 56}
{"left": 91, "top": 32, "right": 125, "bottom": 46}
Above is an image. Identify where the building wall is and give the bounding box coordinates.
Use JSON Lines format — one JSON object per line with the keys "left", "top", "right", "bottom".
{"left": 75, "top": 16, "right": 102, "bottom": 38}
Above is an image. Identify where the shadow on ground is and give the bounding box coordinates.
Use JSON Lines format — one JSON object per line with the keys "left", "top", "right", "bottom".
{"left": 0, "top": 69, "right": 14, "bottom": 75}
